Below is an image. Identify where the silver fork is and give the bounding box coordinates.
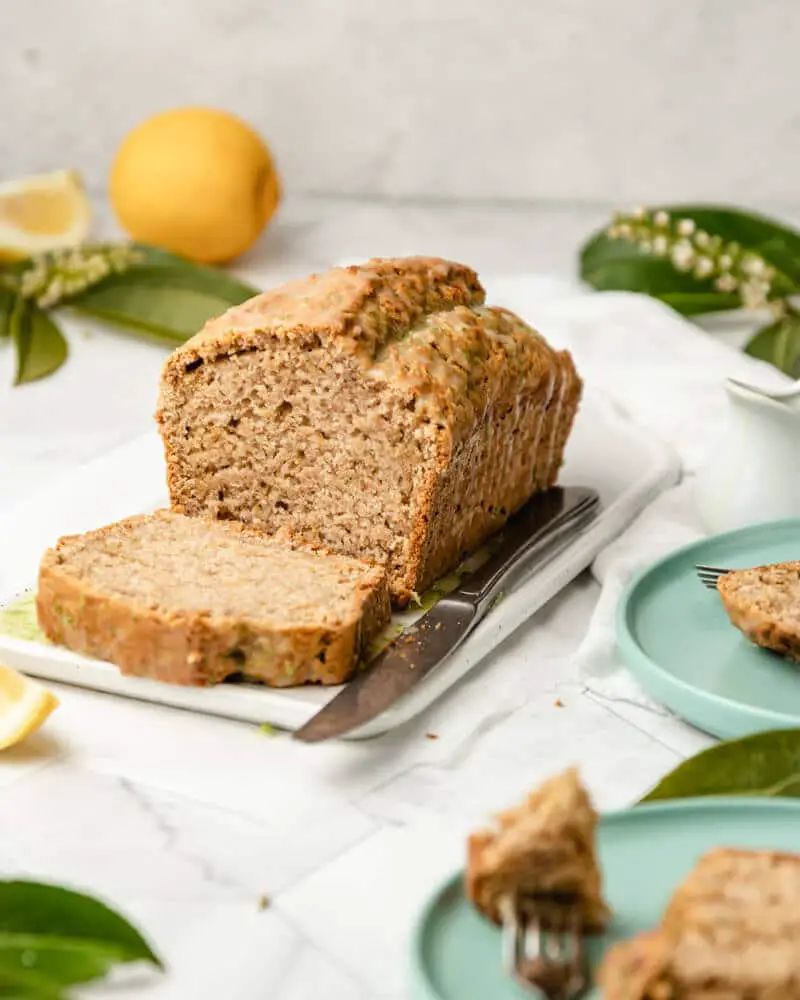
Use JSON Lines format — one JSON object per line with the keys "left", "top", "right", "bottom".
{"left": 696, "top": 564, "right": 732, "bottom": 590}
{"left": 499, "top": 891, "right": 589, "bottom": 999}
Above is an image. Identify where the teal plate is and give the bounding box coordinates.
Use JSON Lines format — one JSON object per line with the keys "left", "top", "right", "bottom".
{"left": 616, "top": 518, "right": 800, "bottom": 740}
{"left": 410, "top": 797, "right": 800, "bottom": 999}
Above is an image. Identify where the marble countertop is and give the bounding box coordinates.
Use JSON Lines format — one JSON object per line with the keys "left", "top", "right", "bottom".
{"left": 0, "top": 196, "right": 712, "bottom": 1000}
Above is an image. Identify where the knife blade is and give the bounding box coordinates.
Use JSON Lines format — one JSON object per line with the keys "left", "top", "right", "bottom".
{"left": 293, "top": 485, "right": 600, "bottom": 743}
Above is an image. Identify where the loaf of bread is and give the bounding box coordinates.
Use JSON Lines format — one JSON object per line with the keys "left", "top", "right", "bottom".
{"left": 599, "top": 847, "right": 800, "bottom": 999}
{"left": 718, "top": 561, "right": 800, "bottom": 660}
{"left": 157, "top": 257, "right": 582, "bottom": 606}
{"left": 36, "top": 511, "right": 390, "bottom": 687}
{"left": 465, "top": 767, "right": 610, "bottom": 931}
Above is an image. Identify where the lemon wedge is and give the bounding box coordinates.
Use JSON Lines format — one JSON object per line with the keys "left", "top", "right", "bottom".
{"left": 0, "top": 169, "right": 92, "bottom": 261}
{"left": 0, "top": 663, "right": 59, "bottom": 750}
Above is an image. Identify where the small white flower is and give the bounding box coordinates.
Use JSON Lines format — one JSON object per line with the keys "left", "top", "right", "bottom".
{"left": 740, "top": 254, "right": 766, "bottom": 277}
{"left": 718, "top": 254, "right": 733, "bottom": 271}
{"left": 677, "top": 218, "right": 696, "bottom": 237}
{"left": 653, "top": 210, "right": 670, "bottom": 228}
{"left": 694, "top": 257, "right": 714, "bottom": 279}
{"left": 607, "top": 225, "right": 620, "bottom": 239}
{"left": 671, "top": 240, "right": 695, "bottom": 272}
{"left": 693, "top": 230, "right": 710, "bottom": 249}
{"left": 632, "top": 206, "right": 648, "bottom": 221}
{"left": 617, "top": 223, "right": 633, "bottom": 239}
{"left": 741, "top": 280, "right": 770, "bottom": 310}
{"left": 652, "top": 235, "right": 669, "bottom": 256}
{"left": 715, "top": 274, "right": 738, "bottom": 293}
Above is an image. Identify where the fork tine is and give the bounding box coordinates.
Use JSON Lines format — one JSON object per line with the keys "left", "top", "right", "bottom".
{"left": 499, "top": 896, "right": 519, "bottom": 974}
{"left": 695, "top": 564, "right": 732, "bottom": 590}
{"left": 500, "top": 892, "right": 588, "bottom": 999}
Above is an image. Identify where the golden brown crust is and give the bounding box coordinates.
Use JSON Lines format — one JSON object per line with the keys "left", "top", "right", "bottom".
{"left": 718, "top": 561, "right": 800, "bottom": 661}
{"left": 161, "top": 256, "right": 485, "bottom": 374}
{"left": 36, "top": 513, "right": 390, "bottom": 688}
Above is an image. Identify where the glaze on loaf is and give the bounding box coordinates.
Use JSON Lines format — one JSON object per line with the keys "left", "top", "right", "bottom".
{"left": 157, "top": 256, "right": 582, "bottom": 605}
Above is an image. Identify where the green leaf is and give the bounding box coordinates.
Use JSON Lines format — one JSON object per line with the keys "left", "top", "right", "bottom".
{"left": 128, "top": 244, "right": 259, "bottom": 301}
{"left": 0, "top": 882, "right": 162, "bottom": 975}
{"left": 744, "top": 311, "right": 800, "bottom": 376}
{"left": 0, "top": 289, "right": 13, "bottom": 338}
{"left": 658, "top": 291, "right": 741, "bottom": 316}
{"left": 72, "top": 282, "right": 235, "bottom": 342}
{"left": 0, "top": 965, "right": 65, "bottom": 999}
{"left": 0, "top": 934, "right": 128, "bottom": 987}
{"left": 9, "top": 301, "right": 68, "bottom": 385}
{"left": 78, "top": 264, "right": 257, "bottom": 305}
{"left": 640, "top": 729, "right": 800, "bottom": 803}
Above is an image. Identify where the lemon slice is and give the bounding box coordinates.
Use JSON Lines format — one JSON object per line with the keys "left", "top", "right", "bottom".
{"left": 0, "top": 169, "right": 92, "bottom": 261}
{"left": 0, "top": 663, "right": 59, "bottom": 750}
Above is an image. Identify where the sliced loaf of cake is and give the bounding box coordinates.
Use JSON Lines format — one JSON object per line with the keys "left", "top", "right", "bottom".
{"left": 717, "top": 561, "right": 800, "bottom": 660}
{"left": 465, "top": 767, "right": 610, "bottom": 931}
{"left": 157, "top": 256, "right": 582, "bottom": 606}
{"left": 599, "top": 847, "right": 800, "bottom": 999}
{"left": 36, "top": 511, "right": 390, "bottom": 687}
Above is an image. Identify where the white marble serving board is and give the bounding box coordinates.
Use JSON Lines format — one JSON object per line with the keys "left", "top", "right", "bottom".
{"left": 0, "top": 387, "right": 679, "bottom": 738}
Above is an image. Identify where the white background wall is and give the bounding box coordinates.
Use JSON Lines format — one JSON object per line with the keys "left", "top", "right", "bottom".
{"left": 1, "top": 0, "right": 798, "bottom": 207}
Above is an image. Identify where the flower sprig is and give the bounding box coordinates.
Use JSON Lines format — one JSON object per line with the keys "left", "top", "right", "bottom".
{"left": 0, "top": 241, "right": 259, "bottom": 385}
{"left": 0, "top": 244, "right": 143, "bottom": 309}
{"left": 580, "top": 203, "right": 800, "bottom": 376}
{"left": 606, "top": 207, "right": 775, "bottom": 310}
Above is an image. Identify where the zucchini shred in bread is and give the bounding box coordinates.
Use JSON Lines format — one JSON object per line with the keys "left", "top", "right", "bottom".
{"left": 157, "top": 257, "right": 582, "bottom": 606}
{"left": 36, "top": 511, "right": 390, "bottom": 687}
{"left": 599, "top": 847, "right": 800, "bottom": 1000}
{"left": 465, "top": 767, "right": 610, "bottom": 930}
{"left": 717, "top": 561, "right": 800, "bottom": 661}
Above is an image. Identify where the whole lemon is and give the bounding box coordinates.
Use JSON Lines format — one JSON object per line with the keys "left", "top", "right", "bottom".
{"left": 110, "top": 107, "right": 280, "bottom": 264}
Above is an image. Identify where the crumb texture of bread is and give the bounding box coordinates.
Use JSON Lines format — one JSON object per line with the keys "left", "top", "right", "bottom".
{"left": 718, "top": 561, "right": 800, "bottom": 661}
{"left": 464, "top": 766, "right": 610, "bottom": 931}
{"left": 36, "top": 511, "right": 390, "bottom": 687}
{"left": 156, "top": 256, "right": 583, "bottom": 606}
{"left": 599, "top": 847, "right": 800, "bottom": 1000}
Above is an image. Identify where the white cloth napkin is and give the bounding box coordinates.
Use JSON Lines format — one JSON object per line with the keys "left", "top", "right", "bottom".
{"left": 493, "top": 283, "right": 791, "bottom": 708}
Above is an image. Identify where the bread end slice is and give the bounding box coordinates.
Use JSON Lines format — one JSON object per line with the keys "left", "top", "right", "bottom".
{"left": 36, "top": 511, "right": 390, "bottom": 688}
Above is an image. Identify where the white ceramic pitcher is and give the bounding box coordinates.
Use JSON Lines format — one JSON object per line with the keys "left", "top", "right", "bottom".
{"left": 695, "top": 380, "right": 800, "bottom": 534}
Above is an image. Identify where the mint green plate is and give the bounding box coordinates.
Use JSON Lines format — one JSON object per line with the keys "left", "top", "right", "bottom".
{"left": 410, "top": 797, "right": 800, "bottom": 999}
{"left": 616, "top": 518, "right": 800, "bottom": 740}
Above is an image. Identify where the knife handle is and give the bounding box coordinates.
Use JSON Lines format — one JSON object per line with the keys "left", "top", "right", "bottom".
{"left": 452, "top": 487, "right": 600, "bottom": 612}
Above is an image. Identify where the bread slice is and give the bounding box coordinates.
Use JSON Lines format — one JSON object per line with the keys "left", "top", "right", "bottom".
{"left": 36, "top": 511, "right": 390, "bottom": 687}
{"left": 599, "top": 847, "right": 800, "bottom": 999}
{"left": 465, "top": 767, "right": 610, "bottom": 931}
{"left": 717, "top": 561, "right": 800, "bottom": 660}
{"left": 157, "top": 257, "right": 582, "bottom": 607}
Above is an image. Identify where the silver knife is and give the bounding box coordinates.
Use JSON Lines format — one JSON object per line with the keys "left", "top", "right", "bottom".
{"left": 293, "top": 485, "right": 600, "bottom": 743}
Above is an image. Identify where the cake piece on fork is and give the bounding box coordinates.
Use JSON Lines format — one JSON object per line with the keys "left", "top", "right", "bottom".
{"left": 465, "top": 767, "right": 610, "bottom": 931}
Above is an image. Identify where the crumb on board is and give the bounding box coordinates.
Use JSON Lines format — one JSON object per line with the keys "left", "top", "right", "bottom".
{"left": 257, "top": 894, "right": 271, "bottom": 910}
{"left": 425, "top": 733, "right": 439, "bottom": 740}
{"left": 554, "top": 698, "right": 565, "bottom": 708}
